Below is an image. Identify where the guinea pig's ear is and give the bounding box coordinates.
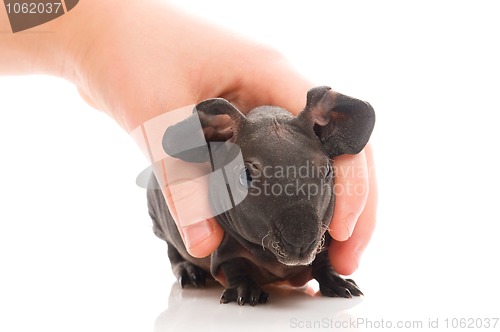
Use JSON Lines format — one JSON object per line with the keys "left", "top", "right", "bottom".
{"left": 162, "top": 98, "right": 246, "bottom": 162}
{"left": 194, "top": 98, "right": 247, "bottom": 141}
{"left": 297, "top": 86, "right": 375, "bottom": 158}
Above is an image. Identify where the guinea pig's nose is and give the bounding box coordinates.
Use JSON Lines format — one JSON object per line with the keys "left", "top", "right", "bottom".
{"left": 277, "top": 207, "right": 320, "bottom": 253}
{"left": 281, "top": 235, "right": 317, "bottom": 255}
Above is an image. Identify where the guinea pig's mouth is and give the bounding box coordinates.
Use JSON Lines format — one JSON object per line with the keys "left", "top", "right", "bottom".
{"left": 262, "top": 234, "right": 326, "bottom": 266}
{"left": 277, "top": 253, "right": 316, "bottom": 267}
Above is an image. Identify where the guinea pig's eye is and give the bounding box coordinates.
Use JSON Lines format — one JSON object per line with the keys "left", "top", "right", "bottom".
{"left": 239, "top": 167, "right": 253, "bottom": 187}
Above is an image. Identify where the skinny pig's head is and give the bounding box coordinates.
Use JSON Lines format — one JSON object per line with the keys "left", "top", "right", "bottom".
{"left": 163, "top": 86, "right": 375, "bottom": 266}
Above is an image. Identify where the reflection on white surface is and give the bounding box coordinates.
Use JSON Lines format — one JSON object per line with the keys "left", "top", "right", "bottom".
{"left": 153, "top": 261, "right": 500, "bottom": 331}
{"left": 155, "top": 282, "right": 363, "bottom": 332}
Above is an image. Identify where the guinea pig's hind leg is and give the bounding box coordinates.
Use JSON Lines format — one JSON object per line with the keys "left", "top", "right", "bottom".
{"left": 168, "top": 243, "right": 209, "bottom": 288}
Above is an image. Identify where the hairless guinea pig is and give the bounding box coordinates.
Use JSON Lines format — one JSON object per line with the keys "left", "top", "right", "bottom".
{"left": 147, "top": 86, "right": 375, "bottom": 306}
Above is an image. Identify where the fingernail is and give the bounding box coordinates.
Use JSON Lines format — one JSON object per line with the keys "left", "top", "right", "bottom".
{"left": 332, "top": 213, "right": 357, "bottom": 241}
{"left": 182, "top": 220, "right": 215, "bottom": 250}
{"left": 353, "top": 245, "right": 364, "bottom": 270}
{"left": 344, "top": 213, "right": 358, "bottom": 238}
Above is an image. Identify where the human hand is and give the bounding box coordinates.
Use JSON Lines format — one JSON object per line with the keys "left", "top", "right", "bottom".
{"left": 45, "top": 0, "right": 376, "bottom": 276}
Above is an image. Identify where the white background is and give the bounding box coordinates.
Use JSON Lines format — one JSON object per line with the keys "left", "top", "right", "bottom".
{"left": 1, "top": 1, "right": 500, "bottom": 331}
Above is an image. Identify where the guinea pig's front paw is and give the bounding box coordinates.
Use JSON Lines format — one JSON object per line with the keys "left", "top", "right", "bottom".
{"left": 219, "top": 280, "right": 269, "bottom": 306}
{"left": 312, "top": 251, "right": 363, "bottom": 298}
{"left": 317, "top": 272, "right": 363, "bottom": 298}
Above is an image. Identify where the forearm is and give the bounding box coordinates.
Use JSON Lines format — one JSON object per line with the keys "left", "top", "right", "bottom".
{"left": 0, "top": 1, "right": 170, "bottom": 80}
{"left": 0, "top": 1, "right": 130, "bottom": 82}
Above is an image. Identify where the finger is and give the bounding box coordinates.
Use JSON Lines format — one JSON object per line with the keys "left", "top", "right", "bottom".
{"left": 159, "top": 157, "right": 225, "bottom": 258}
{"left": 329, "top": 144, "right": 377, "bottom": 275}
{"left": 329, "top": 151, "right": 369, "bottom": 242}
{"left": 181, "top": 218, "right": 224, "bottom": 258}
{"left": 161, "top": 172, "right": 224, "bottom": 258}
{"left": 136, "top": 104, "right": 226, "bottom": 259}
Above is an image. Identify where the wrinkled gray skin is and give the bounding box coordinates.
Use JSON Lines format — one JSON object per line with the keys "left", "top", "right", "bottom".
{"left": 147, "top": 86, "right": 375, "bottom": 306}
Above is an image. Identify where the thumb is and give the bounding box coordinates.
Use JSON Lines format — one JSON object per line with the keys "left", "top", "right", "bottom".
{"left": 181, "top": 218, "right": 224, "bottom": 258}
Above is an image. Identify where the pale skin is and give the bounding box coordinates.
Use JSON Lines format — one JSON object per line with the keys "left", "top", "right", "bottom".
{"left": 0, "top": 0, "right": 376, "bottom": 277}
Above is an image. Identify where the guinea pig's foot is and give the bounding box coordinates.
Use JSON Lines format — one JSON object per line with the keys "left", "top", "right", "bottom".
{"left": 174, "top": 261, "right": 208, "bottom": 289}
{"left": 220, "top": 281, "right": 269, "bottom": 306}
{"left": 312, "top": 252, "right": 363, "bottom": 298}
{"left": 316, "top": 272, "right": 363, "bottom": 298}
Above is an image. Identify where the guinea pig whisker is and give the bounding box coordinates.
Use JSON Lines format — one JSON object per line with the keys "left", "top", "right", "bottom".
{"left": 269, "top": 240, "right": 287, "bottom": 258}
{"left": 321, "top": 223, "right": 330, "bottom": 234}
{"left": 277, "top": 250, "right": 287, "bottom": 258}
{"left": 317, "top": 234, "right": 326, "bottom": 253}
{"left": 261, "top": 232, "right": 271, "bottom": 251}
